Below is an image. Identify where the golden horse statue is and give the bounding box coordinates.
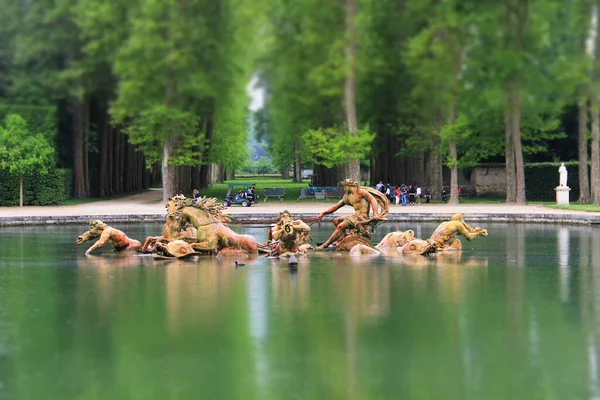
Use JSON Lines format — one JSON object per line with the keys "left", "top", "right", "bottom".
{"left": 166, "top": 195, "right": 266, "bottom": 256}
{"left": 141, "top": 211, "right": 197, "bottom": 253}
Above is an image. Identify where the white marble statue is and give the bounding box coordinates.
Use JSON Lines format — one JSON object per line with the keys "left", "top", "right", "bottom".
{"left": 559, "top": 163, "right": 568, "bottom": 187}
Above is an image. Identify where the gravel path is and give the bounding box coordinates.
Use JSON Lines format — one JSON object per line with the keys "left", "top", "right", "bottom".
{"left": 0, "top": 188, "right": 592, "bottom": 218}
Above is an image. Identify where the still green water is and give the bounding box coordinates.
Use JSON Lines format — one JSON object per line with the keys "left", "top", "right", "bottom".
{"left": 0, "top": 222, "right": 598, "bottom": 399}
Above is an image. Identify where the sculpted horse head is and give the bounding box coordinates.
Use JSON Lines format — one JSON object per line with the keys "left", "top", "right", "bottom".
{"left": 166, "top": 195, "right": 231, "bottom": 228}
{"left": 398, "top": 239, "right": 437, "bottom": 256}
{"left": 77, "top": 220, "right": 108, "bottom": 245}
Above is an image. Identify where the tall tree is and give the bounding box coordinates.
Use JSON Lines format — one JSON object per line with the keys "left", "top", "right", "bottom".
{"left": 342, "top": 0, "right": 361, "bottom": 182}
{"left": 406, "top": 0, "right": 472, "bottom": 204}
{"left": 591, "top": 4, "right": 600, "bottom": 204}
{"left": 503, "top": 0, "right": 529, "bottom": 204}
{"left": 576, "top": 0, "right": 593, "bottom": 202}
{"left": 10, "top": 0, "right": 93, "bottom": 197}
{"left": 113, "top": 0, "right": 241, "bottom": 202}
{"left": 0, "top": 114, "right": 55, "bottom": 207}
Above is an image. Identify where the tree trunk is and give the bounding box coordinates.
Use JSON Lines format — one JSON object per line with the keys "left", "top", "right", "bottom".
{"left": 511, "top": 89, "right": 526, "bottom": 204}
{"left": 343, "top": 0, "right": 361, "bottom": 182}
{"left": 162, "top": 134, "right": 178, "bottom": 203}
{"left": 591, "top": 94, "right": 600, "bottom": 204}
{"left": 106, "top": 123, "right": 114, "bottom": 196}
{"left": 72, "top": 98, "right": 90, "bottom": 198}
{"left": 504, "top": 0, "right": 528, "bottom": 204}
{"left": 19, "top": 174, "right": 23, "bottom": 207}
{"left": 225, "top": 168, "right": 234, "bottom": 181}
{"left": 579, "top": 95, "right": 591, "bottom": 203}
{"left": 504, "top": 103, "right": 517, "bottom": 203}
{"left": 98, "top": 99, "right": 110, "bottom": 197}
{"left": 199, "top": 102, "right": 215, "bottom": 189}
{"left": 119, "top": 129, "right": 126, "bottom": 193}
{"left": 448, "top": 103, "right": 459, "bottom": 205}
{"left": 293, "top": 140, "right": 302, "bottom": 183}
{"left": 82, "top": 101, "right": 90, "bottom": 196}
{"left": 592, "top": 4, "right": 600, "bottom": 205}
{"left": 428, "top": 135, "right": 443, "bottom": 200}
{"left": 428, "top": 109, "right": 444, "bottom": 200}
{"left": 112, "top": 126, "right": 121, "bottom": 195}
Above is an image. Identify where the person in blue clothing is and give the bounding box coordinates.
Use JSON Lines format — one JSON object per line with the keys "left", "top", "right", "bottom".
{"left": 400, "top": 184, "right": 408, "bottom": 206}
{"left": 246, "top": 187, "right": 257, "bottom": 202}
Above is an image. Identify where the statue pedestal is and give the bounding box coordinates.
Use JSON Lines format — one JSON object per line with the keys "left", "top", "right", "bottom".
{"left": 555, "top": 186, "right": 571, "bottom": 205}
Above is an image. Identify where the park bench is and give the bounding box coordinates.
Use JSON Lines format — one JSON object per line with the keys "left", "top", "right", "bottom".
{"left": 263, "top": 188, "right": 286, "bottom": 202}
{"left": 298, "top": 187, "right": 316, "bottom": 200}
{"left": 323, "top": 187, "right": 343, "bottom": 201}
{"left": 297, "top": 186, "right": 343, "bottom": 201}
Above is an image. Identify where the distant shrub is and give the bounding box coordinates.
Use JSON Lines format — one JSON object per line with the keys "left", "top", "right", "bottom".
{"left": 0, "top": 168, "right": 71, "bottom": 205}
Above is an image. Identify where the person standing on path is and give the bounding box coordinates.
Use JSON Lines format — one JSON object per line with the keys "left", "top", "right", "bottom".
{"left": 408, "top": 185, "right": 416, "bottom": 205}
{"left": 400, "top": 184, "right": 408, "bottom": 206}
{"left": 416, "top": 186, "right": 421, "bottom": 205}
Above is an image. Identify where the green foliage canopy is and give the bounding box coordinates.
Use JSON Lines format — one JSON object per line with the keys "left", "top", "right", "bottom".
{"left": 0, "top": 114, "right": 55, "bottom": 176}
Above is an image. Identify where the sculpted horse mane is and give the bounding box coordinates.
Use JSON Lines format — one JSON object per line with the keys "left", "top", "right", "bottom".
{"left": 164, "top": 194, "right": 264, "bottom": 255}
{"left": 168, "top": 195, "right": 231, "bottom": 224}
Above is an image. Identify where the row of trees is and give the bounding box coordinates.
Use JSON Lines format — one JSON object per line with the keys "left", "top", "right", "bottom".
{"left": 0, "top": 0, "right": 260, "bottom": 202}
{"left": 255, "top": 0, "right": 600, "bottom": 204}
{"left": 2, "top": 0, "right": 600, "bottom": 204}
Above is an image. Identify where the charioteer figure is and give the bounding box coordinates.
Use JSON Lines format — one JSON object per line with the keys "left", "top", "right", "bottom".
{"left": 315, "top": 179, "right": 389, "bottom": 250}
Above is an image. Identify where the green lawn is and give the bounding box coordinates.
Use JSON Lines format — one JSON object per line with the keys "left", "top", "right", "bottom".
{"left": 196, "top": 179, "right": 508, "bottom": 204}
{"left": 541, "top": 203, "right": 600, "bottom": 212}
{"left": 58, "top": 178, "right": 600, "bottom": 212}
{"left": 196, "top": 177, "right": 319, "bottom": 203}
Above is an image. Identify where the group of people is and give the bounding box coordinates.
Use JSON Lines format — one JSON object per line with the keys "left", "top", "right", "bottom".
{"left": 236, "top": 187, "right": 257, "bottom": 202}
{"left": 375, "top": 181, "right": 432, "bottom": 206}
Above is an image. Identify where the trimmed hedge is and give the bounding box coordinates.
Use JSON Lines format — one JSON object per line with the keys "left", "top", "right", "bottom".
{"left": 0, "top": 168, "right": 72, "bottom": 206}
{"left": 525, "top": 162, "right": 580, "bottom": 201}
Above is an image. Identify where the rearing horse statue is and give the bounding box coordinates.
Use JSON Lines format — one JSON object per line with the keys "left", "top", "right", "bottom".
{"left": 166, "top": 195, "right": 265, "bottom": 255}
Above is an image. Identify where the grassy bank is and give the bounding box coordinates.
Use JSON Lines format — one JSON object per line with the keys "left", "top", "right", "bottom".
{"left": 197, "top": 178, "right": 308, "bottom": 202}
{"left": 544, "top": 204, "right": 600, "bottom": 212}
{"left": 196, "top": 178, "right": 510, "bottom": 204}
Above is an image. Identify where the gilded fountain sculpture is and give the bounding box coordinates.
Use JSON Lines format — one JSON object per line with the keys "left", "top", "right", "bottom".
{"left": 76, "top": 187, "right": 487, "bottom": 261}
{"left": 315, "top": 179, "right": 389, "bottom": 251}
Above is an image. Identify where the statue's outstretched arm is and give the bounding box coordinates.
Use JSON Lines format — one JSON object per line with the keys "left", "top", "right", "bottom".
{"left": 317, "top": 197, "right": 345, "bottom": 220}
{"left": 456, "top": 223, "right": 484, "bottom": 241}
{"left": 461, "top": 220, "right": 477, "bottom": 233}
{"left": 86, "top": 231, "right": 111, "bottom": 254}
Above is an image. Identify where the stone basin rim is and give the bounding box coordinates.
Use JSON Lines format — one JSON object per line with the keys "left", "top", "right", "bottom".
{"left": 0, "top": 213, "right": 599, "bottom": 226}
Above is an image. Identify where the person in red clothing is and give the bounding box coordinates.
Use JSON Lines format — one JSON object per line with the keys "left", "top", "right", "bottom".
{"left": 395, "top": 186, "right": 401, "bottom": 204}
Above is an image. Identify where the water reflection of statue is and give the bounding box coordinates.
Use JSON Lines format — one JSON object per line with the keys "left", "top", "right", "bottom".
{"left": 316, "top": 179, "right": 389, "bottom": 250}
{"left": 559, "top": 163, "right": 568, "bottom": 187}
